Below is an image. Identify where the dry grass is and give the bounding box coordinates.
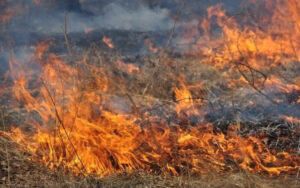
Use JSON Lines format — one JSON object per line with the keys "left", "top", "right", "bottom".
{"left": 0, "top": 136, "right": 299, "bottom": 188}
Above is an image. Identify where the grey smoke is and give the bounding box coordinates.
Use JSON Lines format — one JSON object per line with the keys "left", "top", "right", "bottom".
{"left": 89, "top": 4, "right": 172, "bottom": 31}
{"left": 6, "top": 1, "right": 173, "bottom": 35}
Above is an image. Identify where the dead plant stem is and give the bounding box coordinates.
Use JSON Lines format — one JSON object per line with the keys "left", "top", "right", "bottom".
{"left": 142, "top": 0, "right": 186, "bottom": 95}
{"left": 40, "top": 79, "right": 88, "bottom": 174}
{"left": 1, "top": 108, "right": 11, "bottom": 187}
{"left": 64, "top": 12, "right": 73, "bottom": 60}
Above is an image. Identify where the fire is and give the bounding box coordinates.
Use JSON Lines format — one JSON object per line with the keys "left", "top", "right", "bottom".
{"left": 184, "top": 1, "right": 297, "bottom": 69}
{"left": 102, "top": 36, "right": 114, "bottom": 49}
{"left": 2, "top": 39, "right": 298, "bottom": 178}
{"left": 174, "top": 81, "right": 195, "bottom": 116}
{"left": 265, "top": 76, "right": 300, "bottom": 94}
{"left": 0, "top": 2, "right": 24, "bottom": 24}
{"left": 1, "top": 7, "right": 15, "bottom": 23}
{"left": 145, "top": 38, "right": 159, "bottom": 54}
{"left": 84, "top": 27, "right": 94, "bottom": 34}
{"left": 115, "top": 60, "right": 140, "bottom": 74}
{"left": 1, "top": 0, "right": 300, "bottom": 180}
{"left": 36, "top": 39, "right": 53, "bottom": 60}
{"left": 282, "top": 116, "right": 300, "bottom": 124}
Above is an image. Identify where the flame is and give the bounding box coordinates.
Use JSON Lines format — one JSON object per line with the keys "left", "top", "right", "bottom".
{"left": 0, "top": 2, "right": 25, "bottom": 24}
{"left": 182, "top": 1, "right": 299, "bottom": 70}
{"left": 1, "top": 7, "right": 15, "bottom": 23}
{"left": 36, "top": 39, "right": 53, "bottom": 60}
{"left": 84, "top": 27, "right": 94, "bottom": 34}
{"left": 174, "top": 82, "right": 194, "bottom": 114}
{"left": 281, "top": 116, "right": 300, "bottom": 124}
{"left": 115, "top": 60, "right": 140, "bottom": 74}
{"left": 144, "top": 38, "right": 159, "bottom": 54}
{"left": 174, "top": 81, "right": 206, "bottom": 120}
{"left": 265, "top": 76, "right": 300, "bottom": 94}
{"left": 102, "top": 36, "right": 114, "bottom": 49}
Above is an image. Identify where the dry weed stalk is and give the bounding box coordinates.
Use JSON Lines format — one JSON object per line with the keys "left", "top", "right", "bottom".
{"left": 64, "top": 12, "right": 73, "bottom": 60}
{"left": 142, "top": 0, "right": 187, "bottom": 96}
{"left": 40, "top": 79, "right": 88, "bottom": 175}
{"left": 0, "top": 108, "right": 10, "bottom": 187}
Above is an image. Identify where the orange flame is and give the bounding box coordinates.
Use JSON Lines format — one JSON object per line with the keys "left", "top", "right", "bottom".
{"left": 184, "top": 0, "right": 300, "bottom": 70}
{"left": 145, "top": 38, "right": 159, "bottom": 54}
{"left": 102, "top": 36, "right": 114, "bottom": 49}
{"left": 36, "top": 39, "right": 53, "bottom": 60}
{"left": 1, "top": 7, "right": 15, "bottom": 23}
{"left": 84, "top": 27, "right": 94, "bottom": 34}
{"left": 174, "top": 82, "right": 194, "bottom": 114}
{"left": 115, "top": 60, "right": 140, "bottom": 74}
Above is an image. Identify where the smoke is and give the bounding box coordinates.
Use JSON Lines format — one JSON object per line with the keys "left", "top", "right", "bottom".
{"left": 4, "top": 0, "right": 172, "bottom": 37}
{"left": 2, "top": 0, "right": 300, "bottom": 124}
{"left": 87, "top": 4, "right": 171, "bottom": 31}
{"left": 2, "top": 0, "right": 244, "bottom": 45}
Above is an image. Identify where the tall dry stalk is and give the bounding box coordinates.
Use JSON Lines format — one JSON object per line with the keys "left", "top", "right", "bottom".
{"left": 1, "top": 108, "right": 10, "bottom": 187}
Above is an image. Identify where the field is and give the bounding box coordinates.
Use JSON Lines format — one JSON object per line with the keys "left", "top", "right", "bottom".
{"left": 1, "top": 0, "right": 300, "bottom": 187}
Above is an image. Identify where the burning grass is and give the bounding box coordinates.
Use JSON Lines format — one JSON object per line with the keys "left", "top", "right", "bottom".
{"left": 1, "top": 44, "right": 299, "bottom": 181}
{"left": 0, "top": 136, "right": 299, "bottom": 188}
{"left": 0, "top": 0, "right": 300, "bottom": 187}
{"left": 0, "top": 44, "right": 299, "bottom": 186}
